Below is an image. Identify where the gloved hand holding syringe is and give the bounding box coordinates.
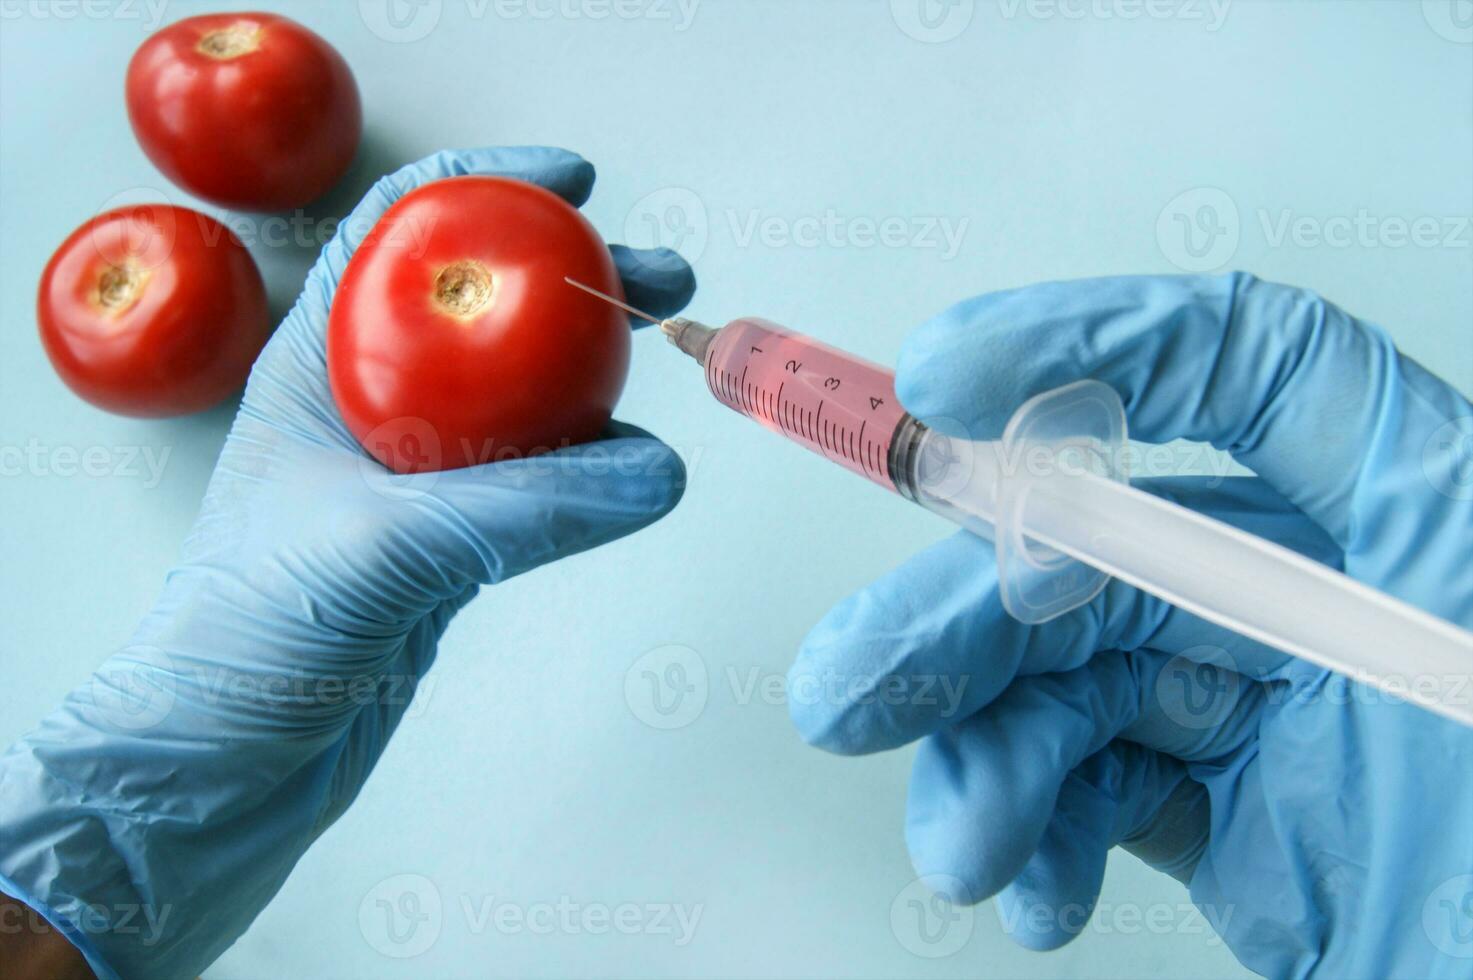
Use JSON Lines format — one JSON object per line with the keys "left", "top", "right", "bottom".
{"left": 568, "top": 278, "right": 1473, "bottom": 729}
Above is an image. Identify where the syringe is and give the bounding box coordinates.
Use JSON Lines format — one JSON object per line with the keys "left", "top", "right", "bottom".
{"left": 567, "top": 279, "right": 1473, "bottom": 728}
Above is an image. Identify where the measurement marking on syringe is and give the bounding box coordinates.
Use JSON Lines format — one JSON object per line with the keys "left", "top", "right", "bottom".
{"left": 693, "top": 319, "right": 905, "bottom": 491}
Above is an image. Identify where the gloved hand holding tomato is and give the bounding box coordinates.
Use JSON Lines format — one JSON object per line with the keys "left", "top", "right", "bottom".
{"left": 0, "top": 147, "right": 696, "bottom": 980}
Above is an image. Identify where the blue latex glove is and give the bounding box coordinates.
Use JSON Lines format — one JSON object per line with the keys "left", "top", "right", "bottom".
{"left": 0, "top": 147, "right": 695, "bottom": 980}
{"left": 789, "top": 273, "right": 1473, "bottom": 978}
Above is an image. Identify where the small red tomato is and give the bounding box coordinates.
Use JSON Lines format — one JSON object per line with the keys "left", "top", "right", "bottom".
{"left": 37, "top": 204, "right": 271, "bottom": 417}
{"left": 328, "top": 177, "right": 629, "bottom": 474}
{"left": 126, "top": 12, "right": 361, "bottom": 211}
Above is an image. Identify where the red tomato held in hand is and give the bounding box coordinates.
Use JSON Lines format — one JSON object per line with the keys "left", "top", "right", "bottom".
{"left": 37, "top": 204, "right": 271, "bottom": 417}
{"left": 328, "top": 177, "right": 630, "bottom": 474}
{"left": 126, "top": 12, "right": 361, "bottom": 211}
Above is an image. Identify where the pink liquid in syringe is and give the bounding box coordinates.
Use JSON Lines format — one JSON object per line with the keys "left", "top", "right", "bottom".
{"left": 702, "top": 318, "right": 908, "bottom": 492}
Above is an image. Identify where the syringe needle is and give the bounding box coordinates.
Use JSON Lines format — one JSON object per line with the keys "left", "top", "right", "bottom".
{"left": 563, "top": 277, "right": 664, "bottom": 327}
{"left": 564, "top": 276, "right": 717, "bottom": 363}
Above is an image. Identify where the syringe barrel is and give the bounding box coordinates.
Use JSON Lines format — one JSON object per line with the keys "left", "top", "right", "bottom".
{"left": 702, "top": 318, "right": 912, "bottom": 492}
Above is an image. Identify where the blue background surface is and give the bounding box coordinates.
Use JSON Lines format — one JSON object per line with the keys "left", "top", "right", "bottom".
{"left": 1, "top": 1, "right": 1470, "bottom": 977}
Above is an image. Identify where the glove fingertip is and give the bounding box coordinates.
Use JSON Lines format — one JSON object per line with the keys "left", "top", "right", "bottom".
{"left": 905, "top": 746, "right": 1046, "bottom": 903}
{"left": 895, "top": 296, "right": 1015, "bottom": 439}
{"left": 611, "top": 245, "right": 697, "bottom": 324}
{"left": 413, "top": 437, "right": 686, "bottom": 584}
{"left": 786, "top": 603, "right": 873, "bottom": 755}
{"left": 997, "top": 885, "right": 1092, "bottom": 952}
{"left": 555, "top": 435, "right": 688, "bottom": 523}
{"left": 788, "top": 531, "right": 1002, "bottom": 756}
{"left": 630, "top": 440, "right": 687, "bottom": 519}
{"left": 427, "top": 146, "right": 597, "bottom": 205}
{"left": 536, "top": 149, "right": 596, "bottom": 207}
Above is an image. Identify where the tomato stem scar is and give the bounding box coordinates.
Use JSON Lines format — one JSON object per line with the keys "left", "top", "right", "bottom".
{"left": 196, "top": 24, "right": 262, "bottom": 60}
{"left": 93, "top": 261, "right": 150, "bottom": 317}
{"left": 432, "top": 260, "right": 495, "bottom": 319}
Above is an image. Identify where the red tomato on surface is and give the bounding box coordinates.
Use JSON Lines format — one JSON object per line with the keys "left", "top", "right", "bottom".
{"left": 328, "top": 177, "right": 630, "bottom": 474}
{"left": 126, "top": 12, "right": 361, "bottom": 211}
{"left": 37, "top": 205, "right": 271, "bottom": 417}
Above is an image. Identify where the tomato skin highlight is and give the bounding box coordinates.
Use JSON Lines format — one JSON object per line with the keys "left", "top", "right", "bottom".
{"left": 328, "top": 177, "right": 631, "bottom": 474}
{"left": 126, "top": 12, "right": 361, "bottom": 211}
{"left": 37, "top": 205, "right": 271, "bottom": 418}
